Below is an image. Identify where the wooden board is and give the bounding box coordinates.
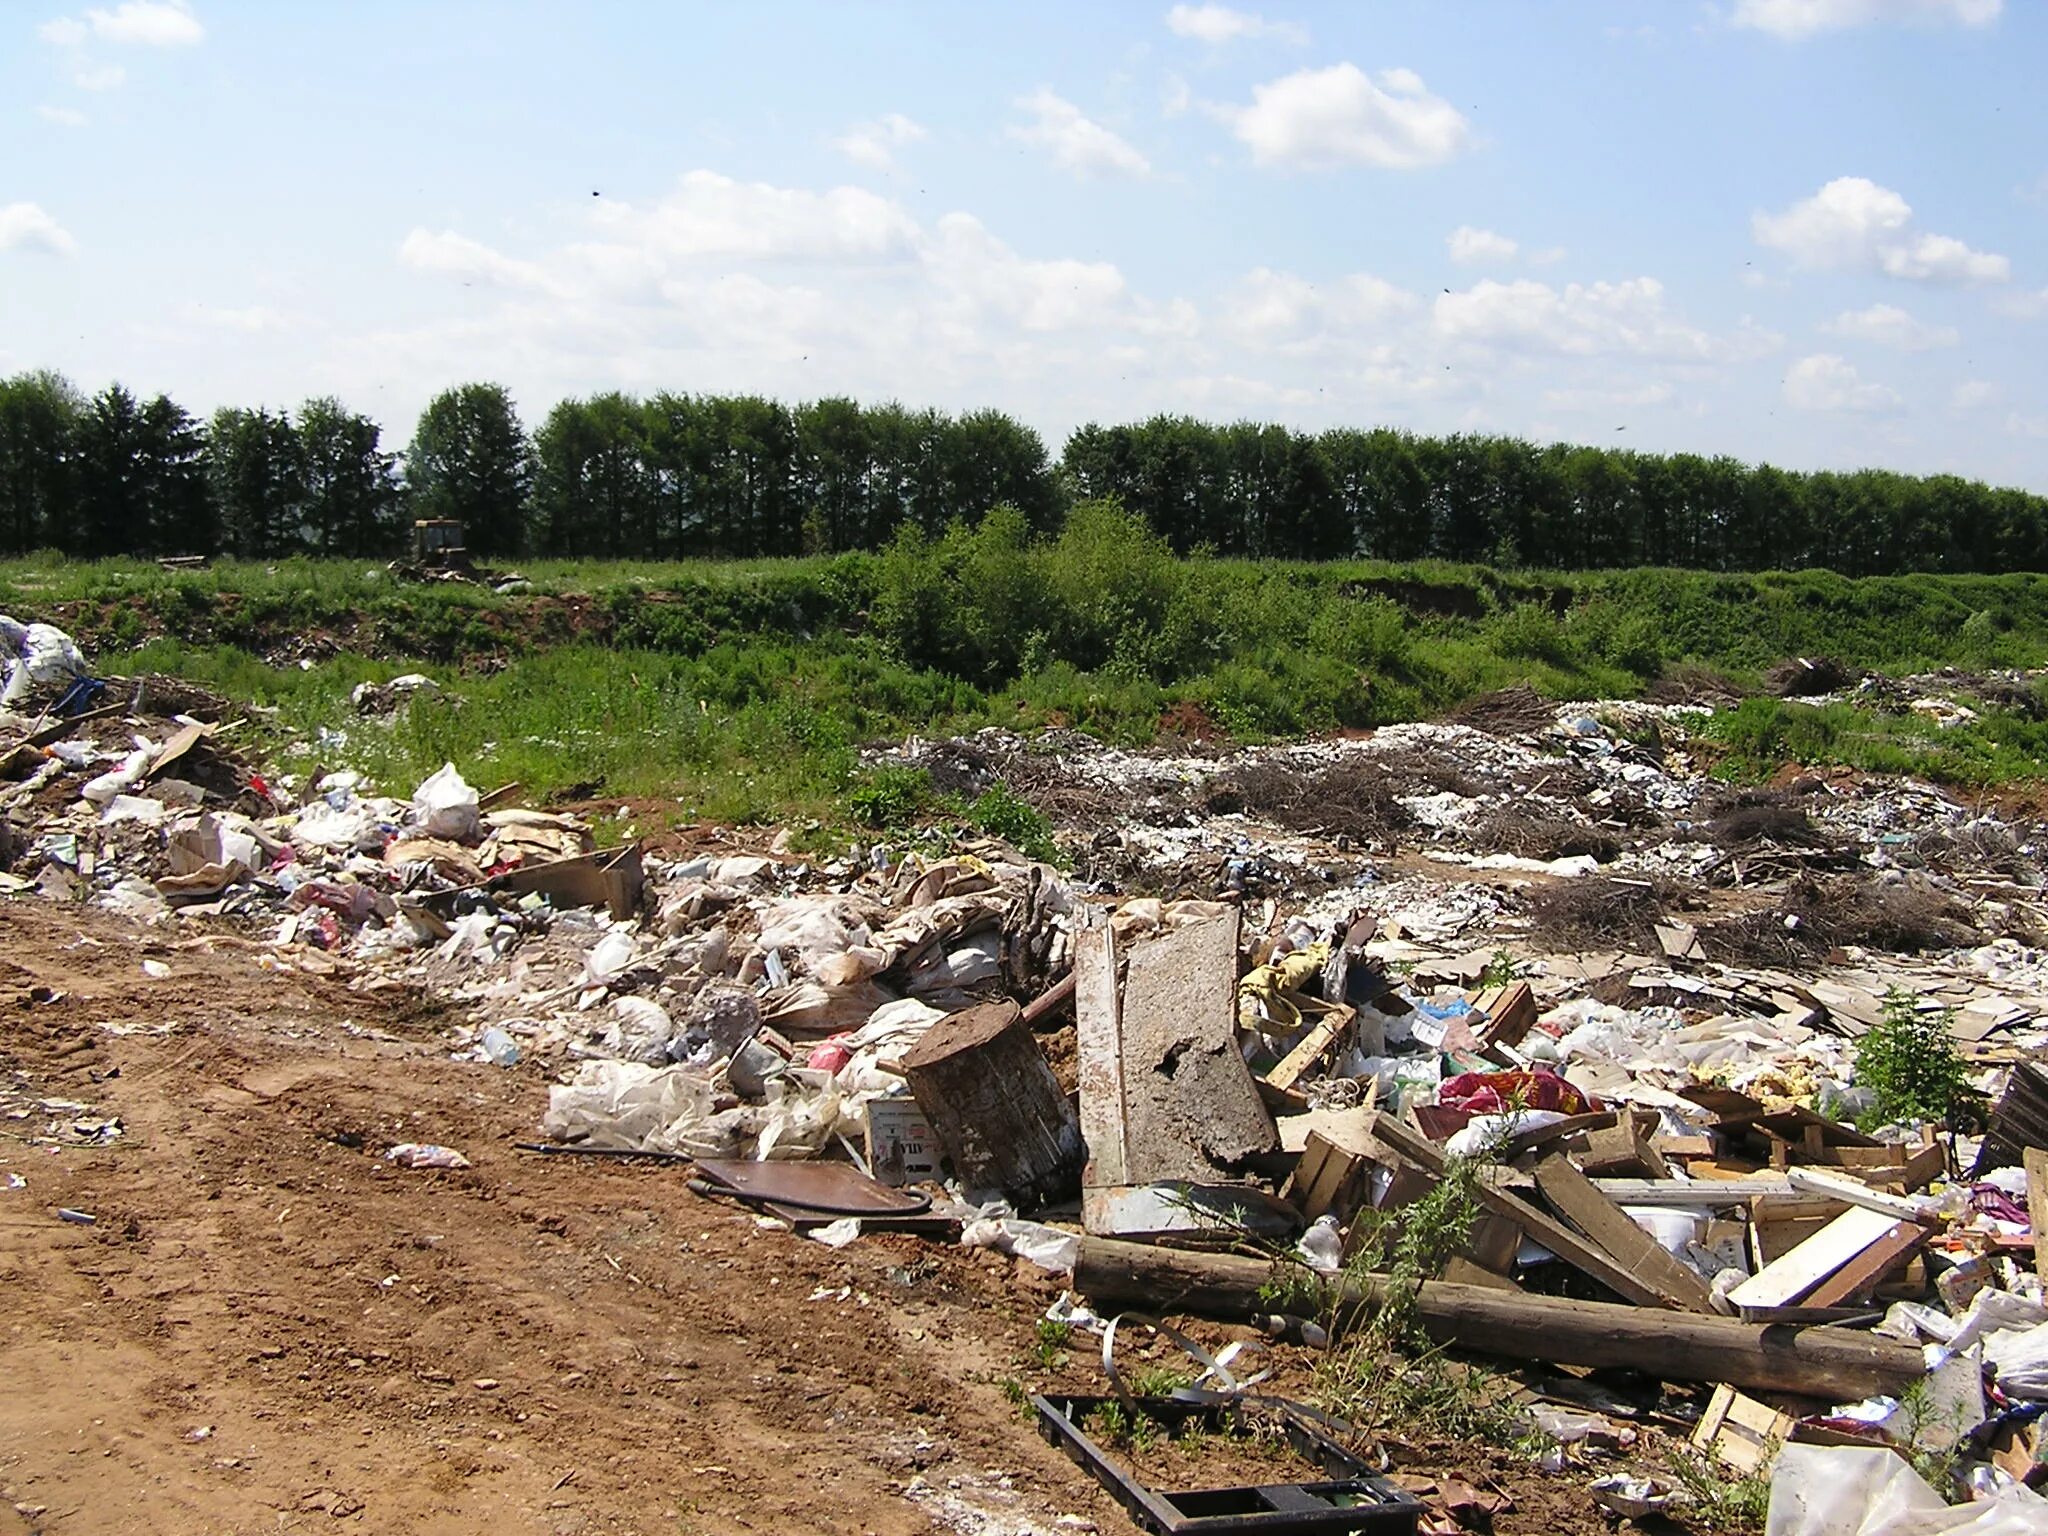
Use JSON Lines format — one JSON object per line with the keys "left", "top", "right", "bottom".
{"left": 1726, "top": 1206, "right": 1903, "bottom": 1310}
{"left": 1692, "top": 1385, "right": 1793, "bottom": 1475}
{"left": 1785, "top": 1167, "right": 1939, "bottom": 1224}
{"left": 1370, "top": 1115, "right": 1678, "bottom": 1309}
{"left": 1801, "top": 1219, "right": 1926, "bottom": 1308}
{"left": 1266, "top": 1004, "right": 1352, "bottom": 1094}
{"left": 2027, "top": 1148, "right": 2048, "bottom": 1283}
{"left": 1534, "top": 1156, "right": 1718, "bottom": 1313}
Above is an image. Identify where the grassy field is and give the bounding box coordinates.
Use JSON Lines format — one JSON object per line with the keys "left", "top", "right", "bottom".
{"left": 7, "top": 504, "right": 2048, "bottom": 829}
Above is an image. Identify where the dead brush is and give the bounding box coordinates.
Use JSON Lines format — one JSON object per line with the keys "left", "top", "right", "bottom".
{"left": 1696, "top": 786, "right": 1833, "bottom": 850}
{"left": 1701, "top": 875, "right": 1979, "bottom": 965}
{"left": 1197, "top": 762, "right": 1412, "bottom": 841}
{"left": 1443, "top": 683, "right": 1553, "bottom": 736}
{"left": 1525, "top": 874, "right": 1687, "bottom": 951}
{"left": 1470, "top": 807, "right": 1623, "bottom": 864}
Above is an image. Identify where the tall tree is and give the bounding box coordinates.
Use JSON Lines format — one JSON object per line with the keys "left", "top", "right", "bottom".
{"left": 0, "top": 370, "right": 83, "bottom": 552}
{"left": 206, "top": 406, "right": 305, "bottom": 557}
{"left": 299, "top": 397, "right": 401, "bottom": 556}
{"left": 404, "top": 383, "right": 534, "bottom": 558}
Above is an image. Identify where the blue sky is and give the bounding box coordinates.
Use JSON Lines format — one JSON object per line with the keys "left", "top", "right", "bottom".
{"left": 4, "top": 0, "right": 2046, "bottom": 489}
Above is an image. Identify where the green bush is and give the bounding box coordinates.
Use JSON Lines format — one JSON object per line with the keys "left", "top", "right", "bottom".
{"left": 1855, "top": 989, "right": 1971, "bottom": 1128}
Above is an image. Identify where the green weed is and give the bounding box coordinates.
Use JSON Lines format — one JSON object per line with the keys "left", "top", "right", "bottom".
{"left": 1856, "top": 989, "right": 1971, "bottom": 1128}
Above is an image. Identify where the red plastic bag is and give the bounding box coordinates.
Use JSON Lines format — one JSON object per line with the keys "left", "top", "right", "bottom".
{"left": 1437, "top": 1070, "right": 1597, "bottom": 1117}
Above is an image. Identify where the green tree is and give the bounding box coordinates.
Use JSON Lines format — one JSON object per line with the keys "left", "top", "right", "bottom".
{"left": 207, "top": 406, "right": 305, "bottom": 556}
{"left": 404, "top": 383, "right": 534, "bottom": 558}
{"left": 0, "top": 369, "right": 83, "bottom": 552}
{"left": 299, "top": 397, "right": 400, "bottom": 556}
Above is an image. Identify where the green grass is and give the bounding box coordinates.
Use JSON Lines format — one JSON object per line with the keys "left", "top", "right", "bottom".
{"left": 10, "top": 509, "right": 2048, "bottom": 839}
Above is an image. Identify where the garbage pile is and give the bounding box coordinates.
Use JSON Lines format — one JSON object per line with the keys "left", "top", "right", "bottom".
{"left": 14, "top": 635, "right": 2048, "bottom": 1531}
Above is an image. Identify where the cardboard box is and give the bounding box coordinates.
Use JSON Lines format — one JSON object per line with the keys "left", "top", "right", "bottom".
{"left": 866, "top": 1097, "right": 942, "bottom": 1186}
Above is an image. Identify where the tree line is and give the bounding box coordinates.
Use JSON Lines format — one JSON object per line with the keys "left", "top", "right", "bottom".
{"left": 2, "top": 368, "right": 2044, "bottom": 575}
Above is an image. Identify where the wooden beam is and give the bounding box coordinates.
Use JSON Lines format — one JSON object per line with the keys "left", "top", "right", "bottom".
{"left": 1073, "top": 1238, "right": 1928, "bottom": 1402}
{"left": 1369, "top": 1114, "right": 1681, "bottom": 1309}
{"left": 1785, "top": 1167, "right": 1939, "bottom": 1225}
{"left": 1534, "top": 1156, "right": 1718, "bottom": 1313}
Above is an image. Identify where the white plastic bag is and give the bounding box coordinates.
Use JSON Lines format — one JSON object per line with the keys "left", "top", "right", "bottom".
{"left": 1766, "top": 1443, "right": 2048, "bottom": 1535}
{"left": 541, "top": 1060, "right": 712, "bottom": 1151}
{"left": 583, "top": 929, "right": 637, "bottom": 987}
{"left": 81, "top": 743, "right": 152, "bottom": 805}
{"left": 410, "top": 763, "right": 479, "bottom": 842}
{"left": 603, "top": 995, "right": 676, "bottom": 1065}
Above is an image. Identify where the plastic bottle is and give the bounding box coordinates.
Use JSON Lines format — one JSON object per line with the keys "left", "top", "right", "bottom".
{"left": 479, "top": 1026, "right": 521, "bottom": 1067}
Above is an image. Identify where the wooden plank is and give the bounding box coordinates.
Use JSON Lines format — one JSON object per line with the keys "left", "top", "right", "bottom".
{"left": 1692, "top": 1385, "right": 1793, "bottom": 1476}
{"left": 1073, "top": 918, "right": 1129, "bottom": 1190}
{"left": 1785, "top": 1167, "right": 1939, "bottom": 1225}
{"left": 1534, "top": 1156, "right": 1718, "bottom": 1313}
{"left": 2027, "top": 1148, "right": 2048, "bottom": 1283}
{"left": 1266, "top": 1005, "right": 1351, "bottom": 1094}
{"left": 1596, "top": 1178, "right": 1801, "bottom": 1207}
{"left": 1442, "top": 1256, "right": 1522, "bottom": 1292}
{"left": 1726, "top": 1206, "right": 1903, "bottom": 1310}
{"left": 1370, "top": 1115, "right": 1676, "bottom": 1308}
{"left": 1801, "top": 1219, "right": 1927, "bottom": 1309}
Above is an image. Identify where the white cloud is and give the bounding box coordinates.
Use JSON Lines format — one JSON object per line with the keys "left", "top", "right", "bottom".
{"left": 38, "top": 16, "right": 88, "bottom": 45}
{"left": 1162, "top": 73, "right": 1192, "bottom": 117}
{"left": 1732, "top": 0, "right": 2000, "bottom": 38}
{"left": 1950, "top": 380, "right": 1997, "bottom": 412}
{"left": 1995, "top": 286, "right": 2048, "bottom": 320}
{"left": 578, "top": 170, "right": 924, "bottom": 267}
{"left": 1447, "top": 226, "right": 1517, "bottom": 266}
{"left": 1433, "top": 276, "right": 1764, "bottom": 361}
{"left": 179, "top": 302, "right": 290, "bottom": 333}
{"left": 1008, "top": 89, "right": 1151, "bottom": 178}
{"left": 1542, "top": 381, "right": 1676, "bottom": 412}
{"left": 1783, "top": 353, "right": 1901, "bottom": 413}
{"left": 37, "top": 104, "right": 89, "bottom": 126}
{"left": 1219, "top": 62, "right": 1472, "bottom": 171}
{"left": 2006, "top": 411, "right": 2048, "bottom": 440}
{"left": 0, "top": 202, "right": 77, "bottom": 255}
{"left": 1754, "top": 176, "right": 2009, "bottom": 283}
{"left": 1819, "top": 302, "right": 1958, "bottom": 350}
{"left": 1220, "top": 266, "right": 1416, "bottom": 348}
{"left": 74, "top": 63, "right": 125, "bottom": 90}
{"left": 1164, "top": 4, "right": 1307, "bottom": 45}
{"left": 82, "top": 0, "right": 203, "bottom": 46}
{"left": 398, "top": 229, "right": 563, "bottom": 293}
{"left": 831, "top": 113, "right": 926, "bottom": 173}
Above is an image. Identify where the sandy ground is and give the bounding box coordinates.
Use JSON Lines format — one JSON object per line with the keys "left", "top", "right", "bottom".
{"left": 0, "top": 898, "right": 1625, "bottom": 1536}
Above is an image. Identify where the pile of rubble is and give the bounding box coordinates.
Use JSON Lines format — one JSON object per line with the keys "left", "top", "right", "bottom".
{"left": 12, "top": 646, "right": 2048, "bottom": 1533}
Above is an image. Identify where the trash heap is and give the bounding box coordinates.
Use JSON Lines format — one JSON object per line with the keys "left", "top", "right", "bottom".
{"left": 14, "top": 644, "right": 2048, "bottom": 1532}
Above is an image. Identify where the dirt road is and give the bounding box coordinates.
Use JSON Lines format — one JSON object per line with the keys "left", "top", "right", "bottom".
{"left": 0, "top": 899, "right": 1627, "bottom": 1536}
{"left": 0, "top": 900, "right": 1138, "bottom": 1536}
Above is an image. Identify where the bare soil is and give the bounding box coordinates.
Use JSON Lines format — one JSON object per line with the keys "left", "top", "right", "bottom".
{"left": 0, "top": 900, "right": 1627, "bottom": 1536}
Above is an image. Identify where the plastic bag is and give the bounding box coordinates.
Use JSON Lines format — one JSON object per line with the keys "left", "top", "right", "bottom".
{"left": 583, "top": 928, "right": 637, "bottom": 987}
{"left": 410, "top": 763, "right": 479, "bottom": 843}
{"left": 961, "top": 1217, "right": 1080, "bottom": 1273}
{"left": 81, "top": 743, "right": 152, "bottom": 805}
{"left": 541, "top": 1060, "right": 713, "bottom": 1151}
{"left": 603, "top": 996, "right": 676, "bottom": 1065}
{"left": 1765, "top": 1442, "right": 2048, "bottom": 1535}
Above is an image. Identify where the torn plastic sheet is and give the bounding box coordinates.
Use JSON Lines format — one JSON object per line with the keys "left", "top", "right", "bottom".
{"left": 1765, "top": 1443, "right": 2048, "bottom": 1536}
